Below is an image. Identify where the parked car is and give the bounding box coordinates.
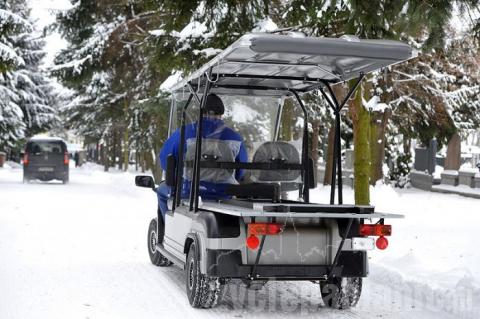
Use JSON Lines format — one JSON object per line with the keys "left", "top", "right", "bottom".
{"left": 23, "top": 137, "right": 69, "bottom": 184}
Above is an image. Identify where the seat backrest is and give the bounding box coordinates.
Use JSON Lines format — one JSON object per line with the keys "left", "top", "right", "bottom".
{"left": 184, "top": 138, "right": 238, "bottom": 184}
{"left": 251, "top": 141, "right": 301, "bottom": 182}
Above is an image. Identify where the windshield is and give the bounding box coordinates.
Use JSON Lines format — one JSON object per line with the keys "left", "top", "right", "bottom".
{"left": 26, "top": 141, "right": 66, "bottom": 155}
{"left": 170, "top": 94, "right": 302, "bottom": 159}
{"left": 170, "top": 94, "right": 305, "bottom": 194}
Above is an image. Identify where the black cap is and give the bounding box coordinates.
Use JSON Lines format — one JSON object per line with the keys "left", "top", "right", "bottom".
{"left": 205, "top": 94, "right": 224, "bottom": 115}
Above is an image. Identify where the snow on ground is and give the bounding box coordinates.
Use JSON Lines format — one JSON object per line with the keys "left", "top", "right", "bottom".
{"left": 0, "top": 163, "right": 479, "bottom": 319}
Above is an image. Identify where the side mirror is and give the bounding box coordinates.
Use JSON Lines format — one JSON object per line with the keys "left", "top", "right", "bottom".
{"left": 165, "top": 154, "right": 176, "bottom": 187}
{"left": 135, "top": 175, "right": 155, "bottom": 189}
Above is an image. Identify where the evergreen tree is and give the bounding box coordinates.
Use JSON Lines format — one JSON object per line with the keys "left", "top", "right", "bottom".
{"left": 1, "top": 0, "right": 58, "bottom": 151}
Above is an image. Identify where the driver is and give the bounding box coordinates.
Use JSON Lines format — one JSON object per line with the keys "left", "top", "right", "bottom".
{"left": 157, "top": 94, "right": 248, "bottom": 217}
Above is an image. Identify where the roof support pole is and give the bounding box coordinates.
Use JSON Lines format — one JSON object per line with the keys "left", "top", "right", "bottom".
{"left": 187, "top": 82, "right": 202, "bottom": 105}
{"left": 319, "top": 88, "right": 339, "bottom": 204}
{"left": 190, "top": 69, "right": 213, "bottom": 211}
{"left": 291, "top": 90, "right": 310, "bottom": 203}
{"left": 174, "top": 93, "right": 193, "bottom": 208}
{"left": 319, "top": 74, "right": 364, "bottom": 204}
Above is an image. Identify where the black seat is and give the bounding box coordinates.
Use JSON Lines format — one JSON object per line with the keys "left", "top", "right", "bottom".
{"left": 225, "top": 183, "right": 280, "bottom": 202}
{"left": 184, "top": 138, "right": 237, "bottom": 184}
{"left": 250, "top": 141, "right": 301, "bottom": 191}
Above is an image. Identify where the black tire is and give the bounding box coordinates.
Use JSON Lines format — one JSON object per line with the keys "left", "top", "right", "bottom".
{"left": 185, "top": 242, "right": 224, "bottom": 308}
{"left": 62, "top": 172, "right": 69, "bottom": 184}
{"left": 320, "top": 277, "right": 362, "bottom": 309}
{"left": 147, "top": 219, "right": 172, "bottom": 267}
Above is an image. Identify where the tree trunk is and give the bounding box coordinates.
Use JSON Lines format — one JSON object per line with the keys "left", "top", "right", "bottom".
{"left": 140, "top": 150, "right": 145, "bottom": 173}
{"left": 349, "top": 82, "right": 370, "bottom": 205}
{"left": 123, "top": 98, "right": 130, "bottom": 171}
{"left": 111, "top": 130, "right": 117, "bottom": 170}
{"left": 102, "top": 141, "right": 109, "bottom": 172}
{"left": 369, "top": 110, "right": 390, "bottom": 185}
{"left": 152, "top": 144, "right": 162, "bottom": 182}
{"left": 445, "top": 132, "right": 461, "bottom": 170}
{"left": 117, "top": 135, "right": 123, "bottom": 170}
{"left": 280, "top": 98, "right": 295, "bottom": 141}
{"left": 323, "top": 125, "right": 335, "bottom": 185}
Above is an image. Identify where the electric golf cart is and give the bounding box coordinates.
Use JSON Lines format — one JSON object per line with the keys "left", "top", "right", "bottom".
{"left": 135, "top": 32, "right": 414, "bottom": 309}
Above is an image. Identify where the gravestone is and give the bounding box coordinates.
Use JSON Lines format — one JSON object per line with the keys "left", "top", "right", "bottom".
{"left": 441, "top": 170, "right": 459, "bottom": 186}
{"left": 459, "top": 169, "right": 477, "bottom": 188}
{"left": 445, "top": 133, "right": 461, "bottom": 170}
{"left": 344, "top": 149, "right": 354, "bottom": 169}
{"left": 414, "top": 139, "right": 436, "bottom": 174}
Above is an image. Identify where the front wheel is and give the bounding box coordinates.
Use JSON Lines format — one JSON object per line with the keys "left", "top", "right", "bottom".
{"left": 320, "top": 277, "right": 362, "bottom": 309}
{"left": 147, "top": 219, "right": 172, "bottom": 267}
{"left": 185, "top": 242, "right": 224, "bottom": 308}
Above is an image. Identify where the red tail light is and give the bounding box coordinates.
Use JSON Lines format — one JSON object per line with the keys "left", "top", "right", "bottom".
{"left": 64, "top": 152, "right": 69, "bottom": 165}
{"left": 246, "top": 223, "right": 284, "bottom": 250}
{"left": 359, "top": 224, "right": 392, "bottom": 237}
{"left": 246, "top": 235, "right": 260, "bottom": 250}
{"left": 376, "top": 236, "right": 389, "bottom": 250}
{"left": 23, "top": 153, "right": 29, "bottom": 165}
{"left": 248, "top": 223, "right": 284, "bottom": 236}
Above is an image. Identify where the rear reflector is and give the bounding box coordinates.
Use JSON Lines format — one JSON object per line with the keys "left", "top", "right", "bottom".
{"left": 248, "top": 223, "right": 284, "bottom": 236}
{"left": 359, "top": 224, "right": 392, "bottom": 237}
{"left": 246, "top": 235, "right": 260, "bottom": 250}
{"left": 376, "top": 236, "right": 389, "bottom": 250}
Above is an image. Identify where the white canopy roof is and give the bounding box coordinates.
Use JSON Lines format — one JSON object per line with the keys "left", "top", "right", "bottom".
{"left": 171, "top": 33, "right": 416, "bottom": 96}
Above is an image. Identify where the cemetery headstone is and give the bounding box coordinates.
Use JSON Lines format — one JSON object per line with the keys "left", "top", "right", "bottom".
{"left": 445, "top": 133, "right": 461, "bottom": 170}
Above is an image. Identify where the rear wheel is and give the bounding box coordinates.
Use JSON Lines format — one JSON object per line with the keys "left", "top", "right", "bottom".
{"left": 320, "top": 277, "right": 362, "bottom": 309}
{"left": 185, "top": 242, "right": 224, "bottom": 308}
{"left": 147, "top": 219, "right": 172, "bottom": 267}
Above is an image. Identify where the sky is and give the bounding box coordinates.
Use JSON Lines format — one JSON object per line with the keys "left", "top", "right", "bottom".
{"left": 28, "top": 0, "right": 72, "bottom": 68}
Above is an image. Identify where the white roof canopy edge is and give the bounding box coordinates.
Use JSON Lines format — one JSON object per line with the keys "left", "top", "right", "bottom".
{"left": 170, "top": 32, "right": 417, "bottom": 95}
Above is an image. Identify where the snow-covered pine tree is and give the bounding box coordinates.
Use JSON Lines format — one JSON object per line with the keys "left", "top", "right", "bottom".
{"left": 54, "top": 0, "right": 170, "bottom": 173}
{"left": 1, "top": 0, "right": 57, "bottom": 152}
{"left": 0, "top": 1, "right": 28, "bottom": 149}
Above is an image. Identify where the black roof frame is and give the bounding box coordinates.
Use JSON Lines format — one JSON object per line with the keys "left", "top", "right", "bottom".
{"left": 169, "top": 69, "right": 364, "bottom": 212}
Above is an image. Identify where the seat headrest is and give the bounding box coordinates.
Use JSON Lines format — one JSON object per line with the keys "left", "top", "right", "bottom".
{"left": 252, "top": 141, "right": 301, "bottom": 182}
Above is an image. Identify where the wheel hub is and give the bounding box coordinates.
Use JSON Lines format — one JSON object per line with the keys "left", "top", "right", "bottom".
{"left": 149, "top": 230, "right": 157, "bottom": 254}
{"left": 188, "top": 258, "right": 195, "bottom": 290}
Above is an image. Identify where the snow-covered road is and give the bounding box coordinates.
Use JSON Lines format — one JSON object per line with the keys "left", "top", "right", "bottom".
{"left": 0, "top": 163, "right": 478, "bottom": 319}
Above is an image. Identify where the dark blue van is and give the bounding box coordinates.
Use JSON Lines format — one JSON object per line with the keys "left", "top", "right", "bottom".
{"left": 23, "top": 138, "right": 69, "bottom": 184}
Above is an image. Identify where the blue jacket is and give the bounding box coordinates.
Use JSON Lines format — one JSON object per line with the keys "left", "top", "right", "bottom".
{"left": 159, "top": 118, "right": 248, "bottom": 200}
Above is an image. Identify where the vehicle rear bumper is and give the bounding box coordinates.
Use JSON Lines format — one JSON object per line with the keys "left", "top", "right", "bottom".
{"left": 205, "top": 249, "right": 368, "bottom": 280}
{"left": 23, "top": 167, "right": 68, "bottom": 180}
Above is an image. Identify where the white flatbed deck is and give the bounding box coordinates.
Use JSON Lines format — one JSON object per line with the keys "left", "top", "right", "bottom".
{"left": 199, "top": 201, "right": 404, "bottom": 219}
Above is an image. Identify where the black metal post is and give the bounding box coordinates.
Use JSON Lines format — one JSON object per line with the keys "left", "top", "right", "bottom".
{"left": 335, "top": 113, "right": 343, "bottom": 204}
{"left": 318, "top": 75, "right": 365, "bottom": 204}
{"left": 187, "top": 82, "right": 202, "bottom": 105}
{"left": 250, "top": 235, "right": 266, "bottom": 280}
{"left": 174, "top": 94, "right": 193, "bottom": 208}
{"left": 190, "top": 69, "right": 213, "bottom": 211}
{"left": 324, "top": 84, "right": 343, "bottom": 204}
{"left": 291, "top": 90, "right": 310, "bottom": 203}
{"left": 320, "top": 87, "right": 339, "bottom": 204}
{"left": 328, "top": 218, "right": 353, "bottom": 279}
